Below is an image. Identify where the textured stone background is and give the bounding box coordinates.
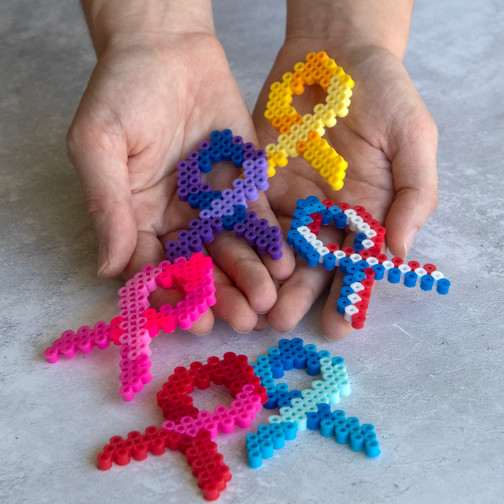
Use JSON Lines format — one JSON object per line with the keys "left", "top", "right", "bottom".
{"left": 1, "top": 1, "right": 503, "bottom": 503}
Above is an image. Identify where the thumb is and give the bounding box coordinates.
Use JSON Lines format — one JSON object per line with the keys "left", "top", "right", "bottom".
{"left": 67, "top": 123, "right": 137, "bottom": 277}
{"left": 385, "top": 113, "right": 439, "bottom": 258}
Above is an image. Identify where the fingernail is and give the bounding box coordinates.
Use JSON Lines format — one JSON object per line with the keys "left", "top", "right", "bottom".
{"left": 97, "top": 244, "right": 109, "bottom": 278}
{"left": 404, "top": 228, "right": 418, "bottom": 257}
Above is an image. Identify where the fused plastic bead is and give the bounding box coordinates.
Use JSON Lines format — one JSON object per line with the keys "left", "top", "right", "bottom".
{"left": 167, "top": 130, "right": 282, "bottom": 262}
{"left": 287, "top": 195, "right": 451, "bottom": 331}
{"left": 44, "top": 254, "right": 217, "bottom": 401}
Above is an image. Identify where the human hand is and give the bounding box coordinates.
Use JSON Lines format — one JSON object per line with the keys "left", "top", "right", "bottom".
{"left": 253, "top": 36, "right": 438, "bottom": 340}
{"left": 67, "top": 1, "right": 294, "bottom": 335}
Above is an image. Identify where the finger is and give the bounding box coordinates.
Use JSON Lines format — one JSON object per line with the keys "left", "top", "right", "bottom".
{"left": 206, "top": 231, "right": 277, "bottom": 316}
{"left": 67, "top": 117, "right": 137, "bottom": 278}
{"left": 320, "top": 231, "right": 360, "bottom": 341}
{"left": 210, "top": 266, "right": 259, "bottom": 333}
{"left": 320, "top": 274, "right": 353, "bottom": 341}
{"left": 254, "top": 314, "right": 270, "bottom": 332}
{"left": 125, "top": 230, "right": 215, "bottom": 336}
{"left": 267, "top": 259, "right": 333, "bottom": 333}
{"left": 385, "top": 110, "right": 439, "bottom": 258}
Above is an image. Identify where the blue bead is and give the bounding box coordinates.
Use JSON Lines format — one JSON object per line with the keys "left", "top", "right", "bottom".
{"left": 387, "top": 267, "right": 401, "bottom": 284}
{"left": 356, "top": 260, "right": 370, "bottom": 272}
{"left": 320, "top": 209, "right": 333, "bottom": 225}
{"left": 345, "top": 265, "right": 358, "bottom": 275}
{"left": 335, "top": 425, "right": 350, "bottom": 444}
{"left": 334, "top": 213, "right": 347, "bottom": 229}
{"left": 307, "top": 358, "right": 321, "bottom": 376}
{"left": 295, "top": 198, "right": 309, "bottom": 209}
{"left": 291, "top": 338, "right": 304, "bottom": 348}
{"left": 343, "top": 274, "right": 357, "bottom": 286}
{"left": 281, "top": 353, "right": 294, "bottom": 371}
{"left": 437, "top": 278, "right": 450, "bottom": 295}
{"left": 288, "top": 390, "right": 302, "bottom": 400}
{"left": 332, "top": 409, "right": 345, "bottom": 421}
{"left": 340, "top": 286, "right": 354, "bottom": 297}
{"left": 372, "top": 264, "right": 385, "bottom": 280}
{"left": 354, "top": 232, "right": 367, "bottom": 244}
{"left": 247, "top": 447, "right": 263, "bottom": 468}
{"left": 346, "top": 417, "right": 360, "bottom": 428}
{"left": 339, "top": 257, "right": 352, "bottom": 273}
{"left": 271, "top": 362, "right": 284, "bottom": 379}
{"left": 306, "top": 412, "right": 321, "bottom": 430}
{"left": 286, "top": 230, "right": 297, "bottom": 246}
{"left": 323, "top": 253, "right": 336, "bottom": 270}
{"left": 365, "top": 439, "right": 381, "bottom": 458}
{"left": 272, "top": 431, "right": 285, "bottom": 449}
{"left": 306, "top": 195, "right": 321, "bottom": 205}
{"left": 361, "top": 424, "right": 375, "bottom": 434}
{"left": 260, "top": 439, "right": 274, "bottom": 459}
{"left": 349, "top": 432, "right": 365, "bottom": 451}
{"left": 317, "top": 403, "right": 331, "bottom": 414}
{"left": 276, "top": 383, "right": 289, "bottom": 393}
{"left": 188, "top": 194, "right": 200, "bottom": 209}
{"left": 320, "top": 419, "right": 335, "bottom": 437}
{"left": 293, "top": 351, "right": 307, "bottom": 369}
{"left": 337, "top": 297, "right": 352, "bottom": 314}
{"left": 283, "top": 422, "right": 297, "bottom": 440}
{"left": 420, "top": 274, "right": 434, "bottom": 291}
{"left": 277, "top": 397, "right": 292, "bottom": 408}
{"left": 404, "top": 271, "right": 418, "bottom": 287}
{"left": 306, "top": 249, "right": 321, "bottom": 267}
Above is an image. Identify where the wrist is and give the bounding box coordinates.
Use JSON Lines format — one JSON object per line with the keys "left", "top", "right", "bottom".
{"left": 81, "top": 0, "right": 215, "bottom": 56}
{"left": 285, "top": 0, "right": 414, "bottom": 60}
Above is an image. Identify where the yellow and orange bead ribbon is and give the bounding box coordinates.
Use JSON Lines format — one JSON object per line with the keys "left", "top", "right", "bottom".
{"left": 264, "top": 51, "right": 354, "bottom": 191}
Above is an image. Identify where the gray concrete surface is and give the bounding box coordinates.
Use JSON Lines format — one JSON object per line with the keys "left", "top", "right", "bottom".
{"left": 1, "top": 1, "right": 503, "bottom": 503}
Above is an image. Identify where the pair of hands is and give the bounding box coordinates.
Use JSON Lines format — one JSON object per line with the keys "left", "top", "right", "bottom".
{"left": 67, "top": 32, "right": 438, "bottom": 341}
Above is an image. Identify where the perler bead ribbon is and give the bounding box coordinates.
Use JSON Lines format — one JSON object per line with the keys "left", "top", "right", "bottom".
{"left": 165, "top": 129, "right": 282, "bottom": 262}
{"left": 95, "top": 339, "right": 379, "bottom": 501}
{"left": 288, "top": 196, "right": 451, "bottom": 329}
{"left": 44, "top": 253, "right": 217, "bottom": 401}
{"left": 264, "top": 51, "right": 354, "bottom": 190}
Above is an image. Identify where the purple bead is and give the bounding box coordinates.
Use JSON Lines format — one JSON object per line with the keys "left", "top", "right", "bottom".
{"left": 245, "top": 229, "right": 257, "bottom": 246}
{"left": 268, "top": 244, "right": 283, "bottom": 260}
{"left": 210, "top": 217, "right": 223, "bottom": 233}
{"left": 257, "top": 219, "right": 270, "bottom": 230}
{"left": 246, "top": 211, "right": 258, "bottom": 222}
{"left": 188, "top": 238, "right": 203, "bottom": 252}
{"left": 256, "top": 237, "right": 269, "bottom": 254}
{"left": 233, "top": 222, "right": 247, "bottom": 238}
{"left": 254, "top": 177, "right": 269, "bottom": 191}
{"left": 177, "top": 187, "right": 189, "bottom": 201}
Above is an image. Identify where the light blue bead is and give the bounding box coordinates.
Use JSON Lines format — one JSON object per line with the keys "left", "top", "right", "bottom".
{"left": 320, "top": 419, "right": 335, "bottom": 437}
{"left": 350, "top": 432, "right": 365, "bottom": 451}
{"left": 365, "top": 439, "right": 381, "bottom": 458}
{"left": 248, "top": 448, "right": 263, "bottom": 468}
